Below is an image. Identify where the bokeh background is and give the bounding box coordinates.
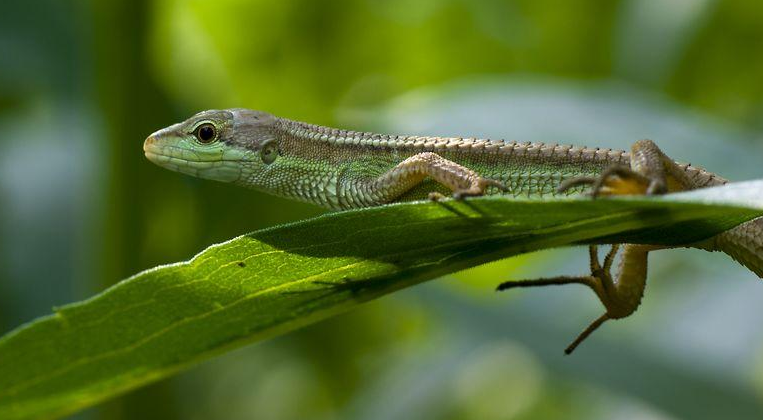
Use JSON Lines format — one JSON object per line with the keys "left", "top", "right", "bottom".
{"left": 3, "top": 0, "right": 763, "bottom": 419}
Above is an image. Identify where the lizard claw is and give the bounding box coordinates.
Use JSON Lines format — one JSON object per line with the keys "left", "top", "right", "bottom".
{"left": 452, "top": 178, "right": 507, "bottom": 200}
{"left": 557, "top": 176, "right": 599, "bottom": 195}
{"left": 481, "top": 178, "right": 509, "bottom": 192}
{"left": 558, "top": 165, "right": 653, "bottom": 198}
{"left": 428, "top": 191, "right": 447, "bottom": 201}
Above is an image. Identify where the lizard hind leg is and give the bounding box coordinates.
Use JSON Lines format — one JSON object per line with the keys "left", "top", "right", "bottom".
{"left": 497, "top": 244, "right": 649, "bottom": 354}
{"left": 558, "top": 139, "right": 687, "bottom": 197}
{"left": 504, "top": 140, "right": 686, "bottom": 353}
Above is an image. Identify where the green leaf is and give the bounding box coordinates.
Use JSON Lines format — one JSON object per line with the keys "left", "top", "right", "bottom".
{"left": 2, "top": 181, "right": 763, "bottom": 420}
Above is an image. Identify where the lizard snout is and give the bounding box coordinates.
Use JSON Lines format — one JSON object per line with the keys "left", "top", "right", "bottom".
{"left": 143, "top": 133, "right": 158, "bottom": 150}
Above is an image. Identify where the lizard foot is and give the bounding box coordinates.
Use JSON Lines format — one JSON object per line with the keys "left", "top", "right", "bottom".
{"left": 557, "top": 165, "right": 659, "bottom": 197}
{"left": 452, "top": 178, "right": 508, "bottom": 200}
{"left": 497, "top": 244, "right": 623, "bottom": 354}
{"left": 428, "top": 192, "right": 447, "bottom": 201}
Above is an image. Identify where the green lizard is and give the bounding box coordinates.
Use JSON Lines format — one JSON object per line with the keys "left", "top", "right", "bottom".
{"left": 144, "top": 108, "right": 763, "bottom": 353}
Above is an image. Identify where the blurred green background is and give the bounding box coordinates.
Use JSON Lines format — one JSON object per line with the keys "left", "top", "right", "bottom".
{"left": 2, "top": 0, "right": 763, "bottom": 419}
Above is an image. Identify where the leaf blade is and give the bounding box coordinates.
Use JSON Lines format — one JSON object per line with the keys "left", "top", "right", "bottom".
{"left": 2, "top": 181, "right": 763, "bottom": 420}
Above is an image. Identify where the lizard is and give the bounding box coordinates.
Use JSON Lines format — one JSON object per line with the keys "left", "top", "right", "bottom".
{"left": 143, "top": 108, "right": 763, "bottom": 354}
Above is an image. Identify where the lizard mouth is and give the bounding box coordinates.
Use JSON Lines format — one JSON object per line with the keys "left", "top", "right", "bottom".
{"left": 143, "top": 138, "right": 248, "bottom": 164}
{"left": 143, "top": 138, "right": 247, "bottom": 183}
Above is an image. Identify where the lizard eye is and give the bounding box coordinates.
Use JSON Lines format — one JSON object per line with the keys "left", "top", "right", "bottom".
{"left": 194, "top": 123, "right": 217, "bottom": 144}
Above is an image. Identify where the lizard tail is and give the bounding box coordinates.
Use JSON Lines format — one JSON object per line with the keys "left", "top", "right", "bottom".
{"left": 709, "top": 217, "right": 763, "bottom": 278}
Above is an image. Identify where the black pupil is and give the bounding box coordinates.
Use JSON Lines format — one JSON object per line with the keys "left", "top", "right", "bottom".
{"left": 197, "top": 125, "right": 215, "bottom": 142}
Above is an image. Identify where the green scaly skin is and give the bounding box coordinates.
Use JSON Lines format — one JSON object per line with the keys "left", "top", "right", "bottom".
{"left": 144, "top": 108, "right": 763, "bottom": 353}
{"left": 143, "top": 109, "right": 725, "bottom": 208}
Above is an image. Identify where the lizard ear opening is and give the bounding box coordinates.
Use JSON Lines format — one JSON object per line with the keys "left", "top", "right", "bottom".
{"left": 260, "top": 138, "right": 278, "bottom": 164}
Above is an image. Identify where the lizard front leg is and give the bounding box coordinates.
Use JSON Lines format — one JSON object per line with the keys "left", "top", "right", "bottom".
{"left": 371, "top": 152, "right": 506, "bottom": 202}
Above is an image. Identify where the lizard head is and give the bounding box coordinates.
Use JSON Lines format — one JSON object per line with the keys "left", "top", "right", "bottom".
{"left": 143, "top": 108, "right": 278, "bottom": 184}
